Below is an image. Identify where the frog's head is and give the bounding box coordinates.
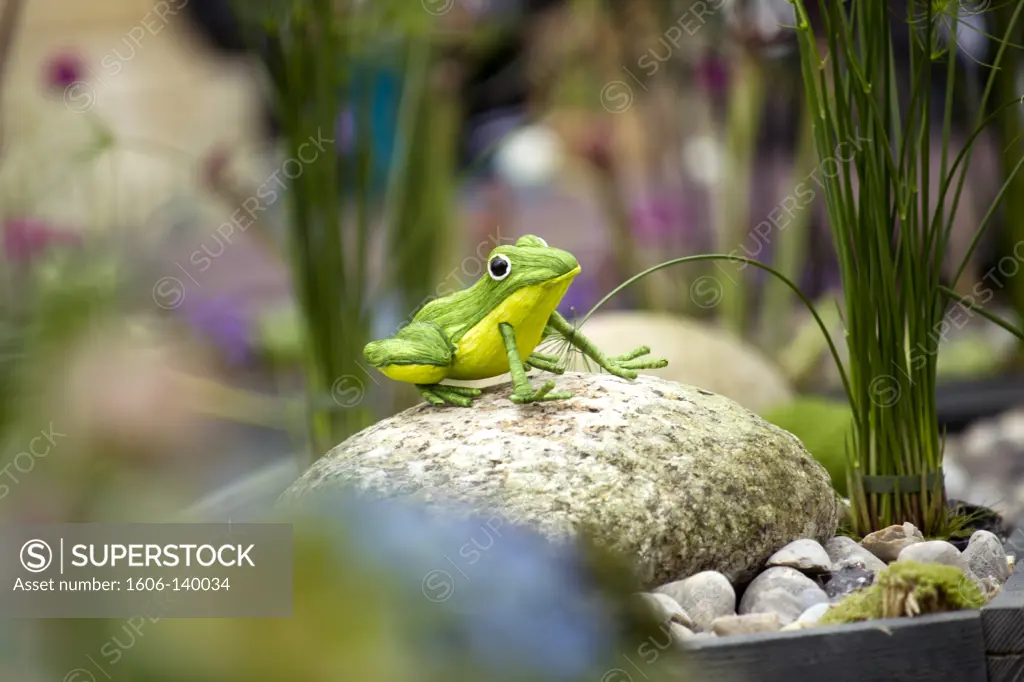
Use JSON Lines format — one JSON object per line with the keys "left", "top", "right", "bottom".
{"left": 481, "top": 235, "right": 580, "bottom": 298}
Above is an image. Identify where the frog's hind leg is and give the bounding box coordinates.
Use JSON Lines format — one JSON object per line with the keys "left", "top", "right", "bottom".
{"left": 416, "top": 384, "right": 482, "bottom": 407}
{"left": 525, "top": 351, "right": 565, "bottom": 374}
{"left": 364, "top": 321, "right": 454, "bottom": 385}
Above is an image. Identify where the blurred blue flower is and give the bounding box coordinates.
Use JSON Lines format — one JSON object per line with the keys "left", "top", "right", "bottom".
{"left": 297, "top": 491, "right": 622, "bottom": 681}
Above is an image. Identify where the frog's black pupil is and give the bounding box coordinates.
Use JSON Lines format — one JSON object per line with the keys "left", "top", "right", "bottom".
{"left": 490, "top": 257, "right": 508, "bottom": 278}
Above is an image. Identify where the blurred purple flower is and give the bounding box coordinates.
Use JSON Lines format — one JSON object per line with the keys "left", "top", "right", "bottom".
{"left": 179, "top": 295, "right": 253, "bottom": 366}
{"left": 695, "top": 53, "right": 729, "bottom": 93}
{"left": 631, "top": 194, "right": 706, "bottom": 247}
{"left": 335, "top": 108, "right": 355, "bottom": 154}
{"left": 44, "top": 51, "right": 86, "bottom": 92}
{"left": 2, "top": 217, "right": 80, "bottom": 261}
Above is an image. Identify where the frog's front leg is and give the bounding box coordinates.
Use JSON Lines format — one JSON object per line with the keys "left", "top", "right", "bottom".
{"left": 498, "top": 323, "right": 573, "bottom": 403}
{"left": 546, "top": 311, "right": 668, "bottom": 378}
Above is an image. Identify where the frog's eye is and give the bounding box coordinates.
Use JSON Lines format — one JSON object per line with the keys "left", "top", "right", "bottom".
{"left": 488, "top": 254, "right": 511, "bottom": 281}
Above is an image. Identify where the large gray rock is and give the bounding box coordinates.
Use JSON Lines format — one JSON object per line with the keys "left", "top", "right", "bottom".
{"left": 282, "top": 372, "right": 839, "bottom": 586}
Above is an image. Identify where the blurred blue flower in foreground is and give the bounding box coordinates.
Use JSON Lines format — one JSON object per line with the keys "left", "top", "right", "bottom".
{"left": 53, "top": 489, "right": 676, "bottom": 682}
{"left": 284, "top": 489, "right": 659, "bottom": 682}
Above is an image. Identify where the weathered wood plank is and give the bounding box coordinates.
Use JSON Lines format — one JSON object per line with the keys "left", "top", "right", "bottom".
{"left": 673, "top": 610, "right": 987, "bottom": 682}
{"left": 983, "top": 567, "right": 1024, "bottom": 655}
{"left": 987, "top": 654, "right": 1024, "bottom": 682}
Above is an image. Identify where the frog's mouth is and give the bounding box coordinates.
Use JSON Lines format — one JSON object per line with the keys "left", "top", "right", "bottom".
{"left": 543, "top": 265, "right": 581, "bottom": 288}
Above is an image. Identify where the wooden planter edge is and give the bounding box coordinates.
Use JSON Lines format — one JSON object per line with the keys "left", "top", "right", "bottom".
{"left": 672, "top": 566, "right": 1024, "bottom": 682}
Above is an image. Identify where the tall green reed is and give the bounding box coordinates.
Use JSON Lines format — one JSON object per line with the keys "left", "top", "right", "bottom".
{"left": 787, "top": 0, "right": 1024, "bottom": 535}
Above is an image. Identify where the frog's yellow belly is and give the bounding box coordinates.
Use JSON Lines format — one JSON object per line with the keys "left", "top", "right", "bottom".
{"left": 447, "top": 269, "right": 578, "bottom": 381}
{"left": 378, "top": 363, "right": 449, "bottom": 384}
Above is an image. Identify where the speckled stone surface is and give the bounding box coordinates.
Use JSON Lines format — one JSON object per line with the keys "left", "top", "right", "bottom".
{"left": 281, "top": 372, "right": 839, "bottom": 586}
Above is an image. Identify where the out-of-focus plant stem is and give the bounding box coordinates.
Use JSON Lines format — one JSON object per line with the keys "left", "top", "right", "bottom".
{"left": 991, "top": 1, "right": 1024, "bottom": 362}
{"left": 385, "top": 38, "right": 460, "bottom": 413}
{"left": 760, "top": 100, "right": 814, "bottom": 354}
{"left": 716, "top": 48, "right": 764, "bottom": 337}
{"left": 264, "top": 2, "right": 372, "bottom": 464}
{"left": 0, "top": 0, "right": 25, "bottom": 155}
{"left": 592, "top": 165, "right": 658, "bottom": 310}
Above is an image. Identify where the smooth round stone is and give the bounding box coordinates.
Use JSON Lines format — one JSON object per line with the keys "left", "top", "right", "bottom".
{"left": 634, "top": 592, "right": 696, "bottom": 630}
{"left": 766, "top": 539, "right": 831, "bottom": 574}
{"left": 897, "top": 540, "right": 965, "bottom": 567}
{"left": 797, "top": 602, "right": 831, "bottom": 624}
{"left": 738, "top": 567, "right": 829, "bottom": 625}
{"left": 711, "top": 613, "right": 783, "bottom": 637}
{"left": 861, "top": 523, "right": 924, "bottom": 563}
{"left": 670, "top": 622, "right": 695, "bottom": 642}
{"left": 963, "top": 530, "right": 1009, "bottom": 583}
{"left": 654, "top": 571, "right": 736, "bottom": 633}
{"left": 824, "top": 535, "right": 886, "bottom": 572}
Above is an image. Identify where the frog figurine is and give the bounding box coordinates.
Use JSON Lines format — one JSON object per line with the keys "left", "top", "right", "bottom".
{"left": 363, "top": 235, "right": 668, "bottom": 406}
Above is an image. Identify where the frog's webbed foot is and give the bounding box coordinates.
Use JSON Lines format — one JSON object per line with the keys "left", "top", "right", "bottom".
{"left": 510, "top": 379, "right": 573, "bottom": 404}
{"left": 417, "top": 384, "right": 482, "bottom": 407}
{"left": 525, "top": 351, "right": 566, "bottom": 375}
{"left": 602, "top": 346, "right": 669, "bottom": 379}
{"left": 545, "top": 312, "right": 668, "bottom": 380}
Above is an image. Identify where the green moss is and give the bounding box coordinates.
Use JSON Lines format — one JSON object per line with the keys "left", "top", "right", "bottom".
{"left": 878, "top": 560, "right": 987, "bottom": 615}
{"left": 818, "top": 584, "right": 883, "bottom": 625}
{"left": 818, "top": 561, "right": 987, "bottom": 626}
{"left": 761, "top": 398, "right": 852, "bottom": 496}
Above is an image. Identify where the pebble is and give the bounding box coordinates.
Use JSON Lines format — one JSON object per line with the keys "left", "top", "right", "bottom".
{"left": 824, "top": 536, "right": 887, "bottom": 572}
{"left": 654, "top": 571, "right": 736, "bottom": 633}
{"left": 669, "top": 622, "right": 694, "bottom": 642}
{"left": 896, "top": 540, "right": 986, "bottom": 590}
{"left": 897, "top": 540, "right": 966, "bottom": 568}
{"left": 711, "top": 613, "right": 783, "bottom": 636}
{"left": 963, "top": 530, "right": 1010, "bottom": 583}
{"left": 634, "top": 592, "right": 696, "bottom": 630}
{"left": 738, "top": 567, "right": 829, "bottom": 625}
{"left": 765, "top": 539, "right": 832, "bottom": 575}
{"left": 861, "top": 523, "right": 924, "bottom": 563}
{"left": 781, "top": 621, "right": 818, "bottom": 632}
{"left": 824, "top": 563, "right": 876, "bottom": 601}
{"left": 797, "top": 602, "right": 831, "bottom": 624}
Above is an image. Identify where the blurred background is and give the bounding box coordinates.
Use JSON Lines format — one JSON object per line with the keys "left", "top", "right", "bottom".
{"left": 2, "top": 0, "right": 1024, "bottom": 679}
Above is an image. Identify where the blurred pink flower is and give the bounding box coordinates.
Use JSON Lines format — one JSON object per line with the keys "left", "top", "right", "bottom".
{"left": 2, "top": 217, "right": 80, "bottom": 261}
{"left": 200, "top": 144, "right": 232, "bottom": 190}
{"left": 43, "top": 51, "right": 86, "bottom": 92}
